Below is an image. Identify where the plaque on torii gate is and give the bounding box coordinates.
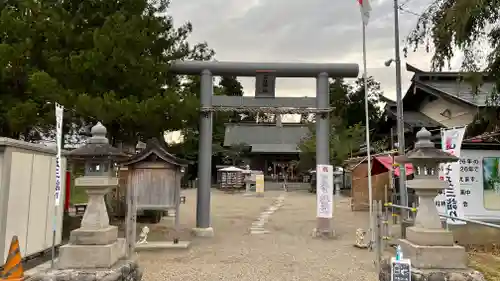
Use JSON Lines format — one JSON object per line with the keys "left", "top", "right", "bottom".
{"left": 255, "top": 70, "right": 276, "bottom": 98}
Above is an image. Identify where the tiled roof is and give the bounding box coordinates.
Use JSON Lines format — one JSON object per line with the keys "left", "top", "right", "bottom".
{"left": 422, "top": 81, "right": 496, "bottom": 107}
{"left": 223, "top": 123, "right": 309, "bottom": 153}
{"left": 386, "top": 108, "right": 442, "bottom": 128}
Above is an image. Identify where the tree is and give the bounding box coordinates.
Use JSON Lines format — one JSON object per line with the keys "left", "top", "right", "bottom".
{"left": 298, "top": 122, "right": 365, "bottom": 169}
{"left": 219, "top": 76, "right": 243, "bottom": 96}
{"left": 0, "top": 0, "right": 212, "bottom": 144}
{"left": 406, "top": 0, "right": 500, "bottom": 73}
{"left": 297, "top": 77, "right": 383, "bottom": 170}
{"left": 221, "top": 143, "right": 250, "bottom": 166}
{"left": 330, "top": 77, "right": 382, "bottom": 130}
{"left": 406, "top": 0, "right": 500, "bottom": 136}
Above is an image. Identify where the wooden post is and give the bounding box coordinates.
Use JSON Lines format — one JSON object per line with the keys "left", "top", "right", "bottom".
{"left": 375, "top": 200, "right": 382, "bottom": 274}
{"left": 125, "top": 169, "right": 137, "bottom": 258}
{"left": 174, "top": 170, "right": 180, "bottom": 243}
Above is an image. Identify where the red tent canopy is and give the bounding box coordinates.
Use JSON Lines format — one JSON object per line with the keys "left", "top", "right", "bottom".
{"left": 374, "top": 156, "right": 413, "bottom": 177}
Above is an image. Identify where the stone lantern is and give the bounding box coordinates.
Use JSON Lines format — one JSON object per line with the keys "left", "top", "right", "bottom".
{"left": 58, "top": 122, "right": 128, "bottom": 269}
{"left": 384, "top": 127, "right": 481, "bottom": 280}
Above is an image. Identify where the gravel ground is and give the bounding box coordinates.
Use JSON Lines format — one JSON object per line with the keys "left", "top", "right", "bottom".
{"left": 139, "top": 189, "right": 377, "bottom": 281}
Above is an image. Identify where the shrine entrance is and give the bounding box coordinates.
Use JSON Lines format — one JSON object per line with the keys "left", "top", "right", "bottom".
{"left": 170, "top": 61, "right": 359, "bottom": 236}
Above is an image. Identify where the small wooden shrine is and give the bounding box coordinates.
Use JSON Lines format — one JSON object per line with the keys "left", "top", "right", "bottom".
{"left": 121, "top": 138, "right": 191, "bottom": 251}
{"left": 218, "top": 166, "right": 244, "bottom": 192}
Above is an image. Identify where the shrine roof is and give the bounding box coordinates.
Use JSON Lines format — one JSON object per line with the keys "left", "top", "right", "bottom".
{"left": 121, "top": 138, "right": 191, "bottom": 167}
{"left": 223, "top": 123, "right": 309, "bottom": 154}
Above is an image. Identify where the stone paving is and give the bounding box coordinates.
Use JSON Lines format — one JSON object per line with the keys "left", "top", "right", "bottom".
{"left": 249, "top": 193, "right": 286, "bottom": 235}
{"left": 139, "top": 189, "right": 378, "bottom": 281}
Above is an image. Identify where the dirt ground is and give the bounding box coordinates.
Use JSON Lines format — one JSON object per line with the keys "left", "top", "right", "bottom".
{"left": 138, "top": 189, "right": 377, "bottom": 281}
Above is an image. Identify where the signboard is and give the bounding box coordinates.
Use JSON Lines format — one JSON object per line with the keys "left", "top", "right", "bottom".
{"left": 316, "top": 164, "right": 334, "bottom": 218}
{"left": 255, "top": 174, "right": 265, "bottom": 194}
{"left": 434, "top": 148, "right": 500, "bottom": 221}
{"left": 391, "top": 258, "right": 411, "bottom": 281}
{"left": 255, "top": 71, "right": 276, "bottom": 97}
{"left": 54, "top": 103, "right": 64, "bottom": 206}
{"left": 436, "top": 127, "right": 466, "bottom": 225}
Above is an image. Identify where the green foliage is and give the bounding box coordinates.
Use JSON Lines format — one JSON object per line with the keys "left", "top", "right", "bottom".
{"left": 221, "top": 143, "right": 250, "bottom": 166}
{"left": 405, "top": 0, "right": 500, "bottom": 72}
{"left": 0, "top": 0, "right": 212, "bottom": 143}
{"left": 298, "top": 122, "right": 365, "bottom": 168}
{"left": 406, "top": 0, "right": 500, "bottom": 137}
{"left": 297, "top": 76, "right": 383, "bottom": 170}
{"left": 168, "top": 76, "right": 245, "bottom": 163}
{"left": 330, "top": 76, "right": 383, "bottom": 130}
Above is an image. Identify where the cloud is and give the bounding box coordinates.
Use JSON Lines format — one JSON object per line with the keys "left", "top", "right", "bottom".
{"left": 169, "top": 0, "right": 457, "bottom": 100}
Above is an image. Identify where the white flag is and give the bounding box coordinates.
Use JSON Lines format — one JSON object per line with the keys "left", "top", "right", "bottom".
{"left": 357, "top": 0, "right": 372, "bottom": 25}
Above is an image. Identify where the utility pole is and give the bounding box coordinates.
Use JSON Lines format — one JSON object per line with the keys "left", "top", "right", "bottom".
{"left": 393, "top": 0, "right": 408, "bottom": 225}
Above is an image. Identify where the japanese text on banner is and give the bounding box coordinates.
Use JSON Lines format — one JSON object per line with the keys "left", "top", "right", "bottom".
{"left": 54, "top": 103, "right": 64, "bottom": 206}
{"left": 436, "top": 157, "right": 480, "bottom": 211}
{"left": 316, "top": 165, "right": 334, "bottom": 218}
{"left": 437, "top": 127, "right": 466, "bottom": 225}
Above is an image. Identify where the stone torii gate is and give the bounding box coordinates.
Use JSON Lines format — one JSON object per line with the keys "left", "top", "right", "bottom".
{"left": 170, "top": 61, "right": 359, "bottom": 238}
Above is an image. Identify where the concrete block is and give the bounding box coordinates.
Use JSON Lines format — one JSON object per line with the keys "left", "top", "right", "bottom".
{"left": 70, "top": 226, "right": 118, "bottom": 245}
{"left": 58, "top": 239, "right": 125, "bottom": 269}
{"left": 192, "top": 227, "right": 214, "bottom": 237}
{"left": 399, "top": 238, "right": 467, "bottom": 269}
{"left": 311, "top": 228, "right": 335, "bottom": 239}
{"left": 135, "top": 241, "right": 190, "bottom": 251}
{"left": 406, "top": 226, "right": 454, "bottom": 246}
{"left": 250, "top": 230, "right": 270, "bottom": 234}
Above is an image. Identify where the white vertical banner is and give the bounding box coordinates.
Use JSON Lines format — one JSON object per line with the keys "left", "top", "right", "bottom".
{"left": 316, "top": 164, "right": 334, "bottom": 218}
{"left": 54, "top": 103, "right": 64, "bottom": 206}
{"left": 437, "top": 127, "right": 466, "bottom": 225}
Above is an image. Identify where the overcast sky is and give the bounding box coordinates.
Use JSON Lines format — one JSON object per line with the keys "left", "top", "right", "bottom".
{"left": 169, "top": 0, "right": 466, "bottom": 101}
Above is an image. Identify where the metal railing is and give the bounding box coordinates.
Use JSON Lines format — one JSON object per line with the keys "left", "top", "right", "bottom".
{"left": 370, "top": 200, "right": 500, "bottom": 273}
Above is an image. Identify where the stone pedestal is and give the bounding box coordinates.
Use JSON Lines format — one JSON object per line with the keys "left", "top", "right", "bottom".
{"left": 192, "top": 227, "right": 215, "bottom": 237}
{"left": 312, "top": 218, "right": 335, "bottom": 239}
{"left": 379, "top": 256, "right": 485, "bottom": 281}
{"left": 399, "top": 238, "right": 467, "bottom": 269}
{"left": 59, "top": 183, "right": 124, "bottom": 269}
{"left": 29, "top": 258, "right": 142, "bottom": 281}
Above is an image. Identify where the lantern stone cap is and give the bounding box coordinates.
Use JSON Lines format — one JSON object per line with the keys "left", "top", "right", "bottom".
{"left": 395, "top": 127, "right": 458, "bottom": 164}
{"left": 121, "top": 137, "right": 191, "bottom": 167}
{"left": 67, "top": 122, "right": 127, "bottom": 160}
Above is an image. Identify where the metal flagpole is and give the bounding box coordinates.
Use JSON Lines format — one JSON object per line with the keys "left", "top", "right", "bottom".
{"left": 362, "top": 22, "right": 374, "bottom": 246}
{"left": 393, "top": 0, "right": 408, "bottom": 224}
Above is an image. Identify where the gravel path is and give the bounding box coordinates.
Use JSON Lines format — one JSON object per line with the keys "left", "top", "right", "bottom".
{"left": 139, "top": 189, "right": 377, "bottom": 281}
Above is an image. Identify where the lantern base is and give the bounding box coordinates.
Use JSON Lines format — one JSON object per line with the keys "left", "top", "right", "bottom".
{"left": 58, "top": 238, "right": 125, "bottom": 269}
{"left": 70, "top": 226, "right": 118, "bottom": 245}
{"left": 406, "top": 226, "right": 455, "bottom": 246}
{"left": 399, "top": 238, "right": 467, "bottom": 269}
{"left": 379, "top": 255, "right": 485, "bottom": 281}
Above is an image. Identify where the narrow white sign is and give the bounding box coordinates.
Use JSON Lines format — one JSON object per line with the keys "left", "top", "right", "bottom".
{"left": 54, "top": 103, "right": 64, "bottom": 206}
{"left": 438, "top": 127, "right": 466, "bottom": 225}
{"left": 316, "top": 164, "right": 334, "bottom": 218}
